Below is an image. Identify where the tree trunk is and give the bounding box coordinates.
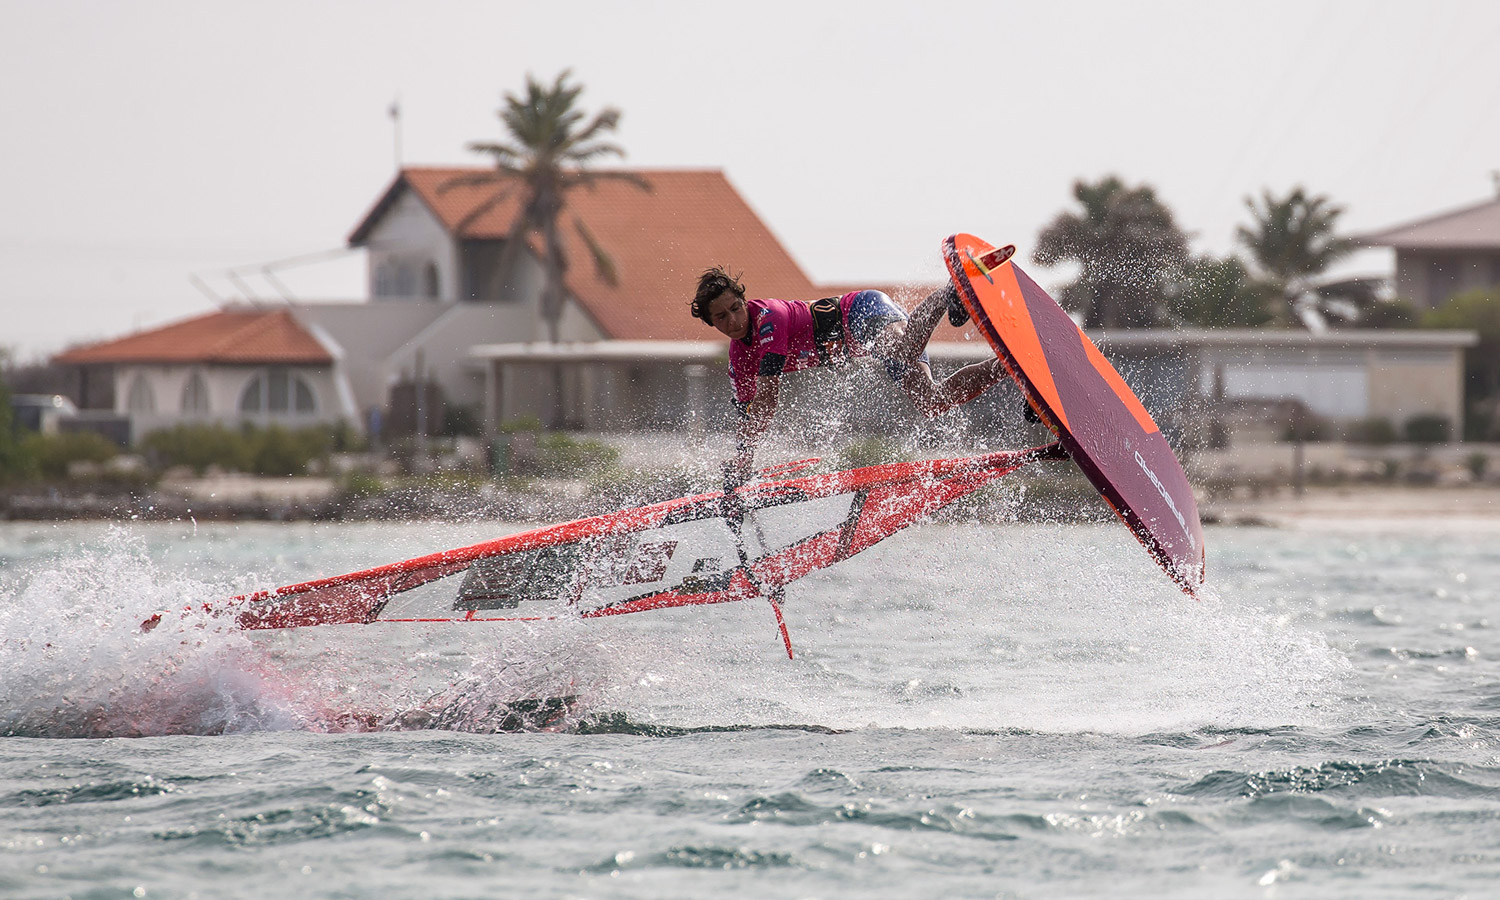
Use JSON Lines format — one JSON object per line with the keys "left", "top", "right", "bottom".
{"left": 542, "top": 215, "right": 567, "bottom": 429}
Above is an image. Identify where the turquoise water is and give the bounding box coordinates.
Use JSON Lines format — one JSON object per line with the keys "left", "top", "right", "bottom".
{"left": 2, "top": 517, "right": 1498, "bottom": 898}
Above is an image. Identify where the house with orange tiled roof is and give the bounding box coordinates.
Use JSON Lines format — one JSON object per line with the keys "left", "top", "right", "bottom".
{"left": 53, "top": 308, "right": 354, "bottom": 441}
{"left": 338, "top": 165, "right": 955, "bottom": 433}
{"left": 338, "top": 165, "right": 1000, "bottom": 434}
{"left": 51, "top": 165, "right": 990, "bottom": 443}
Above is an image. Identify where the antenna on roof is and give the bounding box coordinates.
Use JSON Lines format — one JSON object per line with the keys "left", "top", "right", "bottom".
{"left": 226, "top": 270, "right": 259, "bottom": 304}
{"left": 189, "top": 273, "right": 228, "bottom": 307}
{"left": 390, "top": 96, "right": 403, "bottom": 170}
{"left": 190, "top": 247, "right": 358, "bottom": 308}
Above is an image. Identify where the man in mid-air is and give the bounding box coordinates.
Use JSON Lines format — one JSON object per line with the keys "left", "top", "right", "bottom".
{"left": 690, "top": 266, "right": 1006, "bottom": 484}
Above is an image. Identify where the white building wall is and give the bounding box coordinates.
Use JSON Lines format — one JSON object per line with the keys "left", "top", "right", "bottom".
{"left": 363, "top": 188, "right": 458, "bottom": 303}
{"left": 114, "top": 364, "right": 348, "bottom": 439}
{"left": 1219, "top": 364, "right": 1369, "bottom": 418}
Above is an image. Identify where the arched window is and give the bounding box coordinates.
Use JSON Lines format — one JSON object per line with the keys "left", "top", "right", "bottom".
{"left": 239, "top": 369, "right": 318, "bottom": 414}
{"left": 422, "top": 261, "right": 441, "bottom": 299}
{"left": 181, "top": 371, "right": 211, "bottom": 414}
{"left": 374, "top": 260, "right": 397, "bottom": 297}
{"left": 125, "top": 373, "right": 156, "bottom": 413}
{"left": 394, "top": 262, "right": 417, "bottom": 297}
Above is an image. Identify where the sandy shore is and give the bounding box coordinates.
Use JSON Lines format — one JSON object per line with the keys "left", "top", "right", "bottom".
{"left": 1203, "top": 484, "right": 1500, "bottom": 527}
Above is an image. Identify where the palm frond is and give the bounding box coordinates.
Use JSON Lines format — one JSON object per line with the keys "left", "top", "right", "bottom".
{"left": 454, "top": 184, "right": 518, "bottom": 233}
{"left": 571, "top": 108, "right": 622, "bottom": 146}
{"left": 438, "top": 170, "right": 510, "bottom": 195}
{"left": 573, "top": 216, "right": 620, "bottom": 286}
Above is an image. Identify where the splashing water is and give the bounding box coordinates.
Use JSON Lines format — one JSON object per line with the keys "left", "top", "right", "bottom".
{"left": 0, "top": 521, "right": 1351, "bottom": 738}
{"left": 0, "top": 527, "right": 304, "bottom": 737}
{"left": 0, "top": 526, "right": 614, "bottom": 737}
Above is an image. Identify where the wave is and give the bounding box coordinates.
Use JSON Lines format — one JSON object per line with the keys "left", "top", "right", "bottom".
{"left": 1177, "top": 759, "right": 1500, "bottom": 801}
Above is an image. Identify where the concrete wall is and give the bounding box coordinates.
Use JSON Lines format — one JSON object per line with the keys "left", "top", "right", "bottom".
{"left": 1367, "top": 349, "right": 1464, "bottom": 430}
{"left": 114, "top": 363, "right": 349, "bottom": 440}
{"left": 293, "top": 304, "right": 446, "bottom": 428}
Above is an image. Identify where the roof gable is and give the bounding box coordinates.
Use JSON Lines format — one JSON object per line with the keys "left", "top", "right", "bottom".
{"left": 54, "top": 308, "right": 333, "bottom": 366}
{"left": 351, "top": 167, "right": 821, "bottom": 340}
{"left": 1360, "top": 195, "right": 1500, "bottom": 250}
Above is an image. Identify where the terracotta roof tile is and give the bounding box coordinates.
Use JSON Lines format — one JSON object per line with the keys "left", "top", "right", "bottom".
{"left": 55, "top": 308, "right": 333, "bottom": 365}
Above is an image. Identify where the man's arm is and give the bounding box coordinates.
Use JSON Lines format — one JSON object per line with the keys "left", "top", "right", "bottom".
{"left": 728, "top": 373, "right": 781, "bottom": 482}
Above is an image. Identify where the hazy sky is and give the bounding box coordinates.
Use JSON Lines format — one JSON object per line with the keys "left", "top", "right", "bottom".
{"left": 3, "top": 0, "right": 1499, "bottom": 361}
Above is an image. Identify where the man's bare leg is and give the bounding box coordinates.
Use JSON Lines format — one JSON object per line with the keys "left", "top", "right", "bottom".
{"left": 901, "top": 358, "right": 1006, "bottom": 417}
{"left": 874, "top": 284, "right": 957, "bottom": 366}
{"left": 863, "top": 283, "right": 1002, "bottom": 416}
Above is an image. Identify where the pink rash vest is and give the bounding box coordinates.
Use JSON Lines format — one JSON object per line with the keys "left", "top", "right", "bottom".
{"left": 727, "top": 294, "right": 858, "bottom": 405}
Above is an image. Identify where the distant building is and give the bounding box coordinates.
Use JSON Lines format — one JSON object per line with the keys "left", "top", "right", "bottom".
{"left": 53, "top": 309, "right": 352, "bottom": 443}
{"left": 337, "top": 166, "right": 828, "bottom": 432}
{"left": 1359, "top": 191, "right": 1500, "bottom": 309}
{"left": 47, "top": 167, "right": 1481, "bottom": 446}
{"left": 49, "top": 167, "right": 826, "bottom": 439}
{"left": 1094, "top": 328, "right": 1478, "bottom": 443}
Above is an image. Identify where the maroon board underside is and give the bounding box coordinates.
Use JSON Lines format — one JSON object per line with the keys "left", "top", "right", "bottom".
{"left": 943, "top": 236, "right": 1205, "bottom": 594}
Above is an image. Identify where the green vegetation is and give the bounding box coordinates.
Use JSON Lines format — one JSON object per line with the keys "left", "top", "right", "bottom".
{"left": 337, "top": 469, "right": 385, "bottom": 496}
{"left": 495, "top": 417, "right": 620, "bottom": 478}
{"left": 1402, "top": 414, "right": 1452, "bottom": 445}
{"left": 23, "top": 430, "right": 118, "bottom": 479}
{"left": 533, "top": 432, "right": 619, "bottom": 478}
{"left": 0, "top": 380, "right": 38, "bottom": 483}
{"left": 1466, "top": 452, "right": 1488, "bottom": 481}
{"left": 1346, "top": 417, "right": 1398, "bottom": 445}
{"left": 1282, "top": 414, "right": 1333, "bottom": 443}
{"left": 1423, "top": 288, "right": 1500, "bottom": 441}
{"left": 1361, "top": 298, "right": 1421, "bottom": 329}
{"left": 139, "top": 423, "right": 338, "bottom": 476}
{"left": 1165, "top": 255, "right": 1274, "bottom": 328}
{"left": 450, "top": 70, "right": 647, "bottom": 427}
{"left": 836, "top": 436, "right": 909, "bottom": 470}
{"left": 1236, "top": 186, "right": 1352, "bottom": 326}
{"left": 1033, "top": 175, "right": 1189, "bottom": 329}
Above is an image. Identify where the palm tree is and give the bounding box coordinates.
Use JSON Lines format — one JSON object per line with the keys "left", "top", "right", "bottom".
{"left": 1236, "top": 187, "right": 1352, "bottom": 326}
{"left": 444, "top": 71, "right": 647, "bottom": 425}
{"left": 1033, "top": 176, "right": 1189, "bottom": 329}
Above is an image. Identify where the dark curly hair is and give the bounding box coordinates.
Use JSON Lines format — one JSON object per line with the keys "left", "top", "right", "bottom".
{"left": 690, "top": 265, "right": 745, "bottom": 325}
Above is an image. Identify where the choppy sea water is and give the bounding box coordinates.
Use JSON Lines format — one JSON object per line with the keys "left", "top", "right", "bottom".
{"left": 1, "top": 514, "right": 1498, "bottom": 899}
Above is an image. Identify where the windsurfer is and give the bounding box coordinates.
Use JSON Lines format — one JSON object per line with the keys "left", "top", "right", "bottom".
{"left": 690, "top": 266, "right": 1006, "bottom": 484}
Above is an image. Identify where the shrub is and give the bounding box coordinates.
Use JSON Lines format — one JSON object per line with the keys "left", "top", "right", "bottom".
{"left": 248, "top": 424, "right": 334, "bottom": 476}
{"left": 338, "top": 470, "right": 385, "bottom": 496}
{"left": 140, "top": 424, "right": 251, "bottom": 473}
{"left": 1465, "top": 403, "right": 1495, "bottom": 442}
{"left": 139, "top": 422, "right": 338, "bottom": 476}
{"left": 837, "top": 437, "right": 909, "bottom": 469}
{"left": 1362, "top": 298, "right": 1421, "bottom": 329}
{"left": 531, "top": 432, "right": 619, "bottom": 478}
{"left": 1403, "top": 414, "right": 1452, "bottom": 445}
{"left": 443, "top": 405, "right": 480, "bottom": 437}
{"left": 1346, "top": 417, "right": 1397, "bottom": 445}
{"left": 0, "top": 381, "right": 38, "bottom": 483}
{"left": 1466, "top": 452, "right": 1489, "bottom": 481}
{"left": 499, "top": 415, "right": 545, "bottom": 434}
{"left": 1282, "top": 416, "right": 1332, "bottom": 442}
{"left": 23, "top": 431, "right": 118, "bottom": 479}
